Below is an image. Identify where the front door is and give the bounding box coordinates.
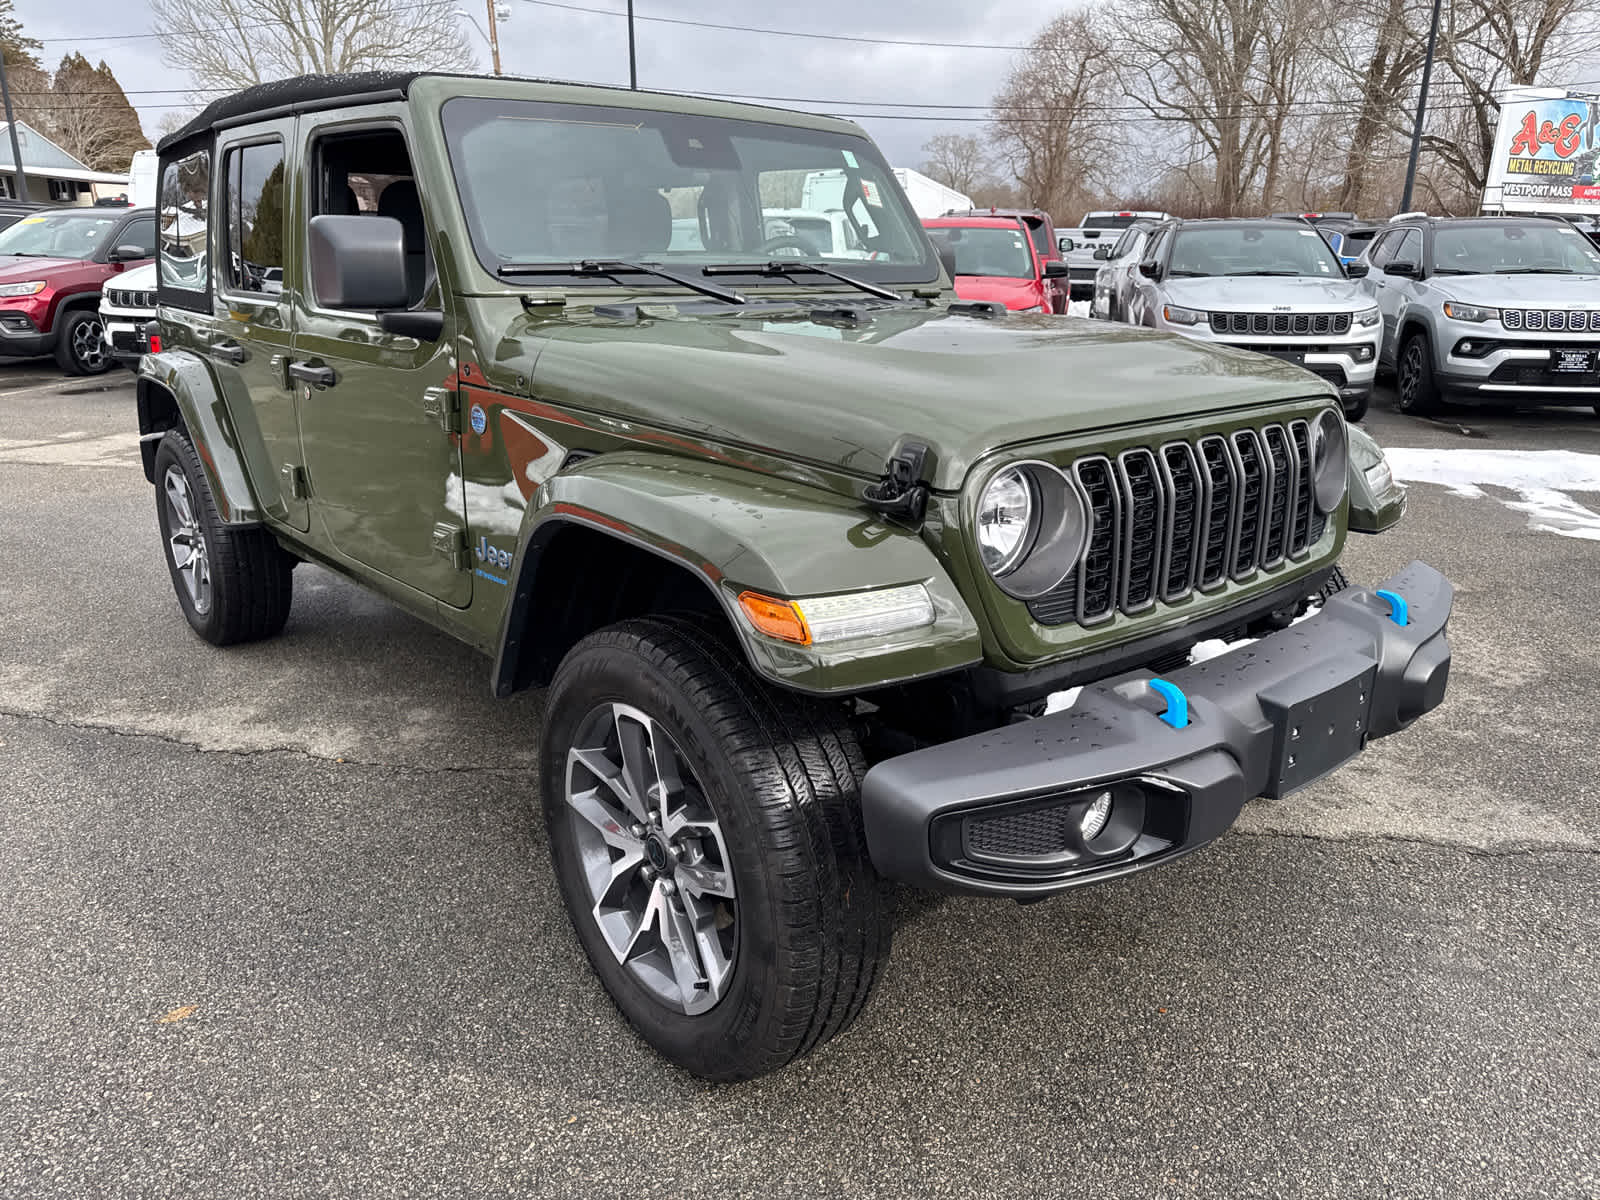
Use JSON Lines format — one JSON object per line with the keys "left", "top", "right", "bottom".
{"left": 290, "top": 115, "right": 469, "bottom": 607}
{"left": 211, "top": 121, "right": 306, "bottom": 530}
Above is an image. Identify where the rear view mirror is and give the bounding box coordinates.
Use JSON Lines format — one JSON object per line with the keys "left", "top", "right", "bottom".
{"left": 307, "top": 214, "right": 410, "bottom": 310}
{"left": 936, "top": 243, "right": 959, "bottom": 281}
{"left": 1043, "top": 261, "right": 1070, "bottom": 279}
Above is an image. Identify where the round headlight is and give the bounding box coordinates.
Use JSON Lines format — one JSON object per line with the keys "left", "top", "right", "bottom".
{"left": 977, "top": 467, "right": 1036, "bottom": 575}
{"left": 975, "top": 462, "right": 1091, "bottom": 598}
{"left": 1310, "top": 408, "right": 1349, "bottom": 513}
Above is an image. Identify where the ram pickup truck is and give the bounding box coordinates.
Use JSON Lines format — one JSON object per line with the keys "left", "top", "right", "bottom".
{"left": 137, "top": 72, "right": 1453, "bottom": 1082}
{"left": 1059, "top": 209, "right": 1172, "bottom": 301}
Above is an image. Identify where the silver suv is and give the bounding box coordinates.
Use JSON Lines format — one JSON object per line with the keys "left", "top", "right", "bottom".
{"left": 1360, "top": 215, "right": 1600, "bottom": 414}
{"left": 1123, "top": 218, "right": 1381, "bottom": 419}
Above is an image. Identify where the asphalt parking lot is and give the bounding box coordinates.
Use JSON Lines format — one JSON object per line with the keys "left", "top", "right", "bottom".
{"left": 2, "top": 360, "right": 1598, "bottom": 1199}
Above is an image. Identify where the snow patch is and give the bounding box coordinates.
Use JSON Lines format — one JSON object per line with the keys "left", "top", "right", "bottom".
{"left": 1066, "top": 300, "right": 1092, "bottom": 318}
{"left": 1385, "top": 447, "right": 1600, "bottom": 541}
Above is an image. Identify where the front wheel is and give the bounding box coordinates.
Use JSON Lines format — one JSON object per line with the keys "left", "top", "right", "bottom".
{"left": 542, "top": 618, "right": 891, "bottom": 1081}
{"left": 1394, "top": 332, "right": 1439, "bottom": 415}
{"left": 54, "top": 308, "right": 113, "bottom": 375}
{"left": 1342, "top": 391, "right": 1370, "bottom": 422}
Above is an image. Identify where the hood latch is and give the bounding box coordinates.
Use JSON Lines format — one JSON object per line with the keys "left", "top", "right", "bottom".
{"left": 863, "top": 437, "right": 935, "bottom": 529}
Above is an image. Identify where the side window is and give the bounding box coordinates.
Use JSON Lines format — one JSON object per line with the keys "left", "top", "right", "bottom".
{"left": 224, "top": 140, "right": 286, "bottom": 294}
{"left": 1123, "top": 231, "right": 1147, "bottom": 261}
{"left": 1367, "top": 231, "right": 1398, "bottom": 267}
{"left": 119, "top": 217, "right": 157, "bottom": 257}
{"left": 1393, "top": 229, "right": 1422, "bottom": 265}
{"left": 310, "top": 127, "right": 427, "bottom": 308}
{"left": 159, "top": 149, "right": 210, "bottom": 297}
{"left": 1144, "top": 228, "right": 1171, "bottom": 265}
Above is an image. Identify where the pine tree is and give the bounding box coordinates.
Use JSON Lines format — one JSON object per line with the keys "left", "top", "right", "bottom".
{"left": 0, "top": 0, "right": 40, "bottom": 68}
{"left": 47, "top": 52, "right": 149, "bottom": 172}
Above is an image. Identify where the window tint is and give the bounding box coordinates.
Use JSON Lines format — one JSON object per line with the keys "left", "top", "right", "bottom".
{"left": 119, "top": 217, "right": 157, "bottom": 258}
{"left": 224, "top": 141, "right": 285, "bottom": 294}
{"left": 1367, "top": 231, "right": 1398, "bottom": 266}
{"left": 1025, "top": 220, "right": 1049, "bottom": 258}
{"left": 159, "top": 149, "right": 211, "bottom": 294}
{"left": 1392, "top": 229, "right": 1422, "bottom": 265}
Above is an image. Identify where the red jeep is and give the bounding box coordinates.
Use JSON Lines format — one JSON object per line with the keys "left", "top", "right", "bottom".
{"left": 940, "top": 207, "right": 1067, "bottom": 312}
{"left": 0, "top": 206, "right": 157, "bottom": 374}
{"left": 922, "top": 215, "right": 1070, "bottom": 313}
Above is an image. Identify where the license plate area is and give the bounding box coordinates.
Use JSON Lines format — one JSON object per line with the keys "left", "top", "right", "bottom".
{"left": 1552, "top": 348, "right": 1595, "bottom": 374}
{"left": 1266, "top": 349, "right": 1307, "bottom": 366}
{"left": 1256, "top": 661, "right": 1378, "bottom": 798}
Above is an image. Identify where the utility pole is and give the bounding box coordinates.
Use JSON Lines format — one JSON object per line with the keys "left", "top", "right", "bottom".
{"left": 485, "top": 0, "right": 503, "bottom": 76}
{"left": 1400, "top": 0, "right": 1443, "bottom": 212}
{"left": 627, "top": 0, "right": 637, "bottom": 89}
{"left": 0, "top": 53, "right": 30, "bottom": 204}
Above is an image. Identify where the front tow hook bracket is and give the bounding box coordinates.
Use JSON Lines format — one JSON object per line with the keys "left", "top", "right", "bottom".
{"left": 1147, "top": 678, "right": 1190, "bottom": 729}
{"left": 1374, "top": 588, "right": 1409, "bottom": 626}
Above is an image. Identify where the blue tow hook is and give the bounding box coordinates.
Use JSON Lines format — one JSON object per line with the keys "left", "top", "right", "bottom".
{"left": 1147, "top": 678, "right": 1189, "bottom": 729}
{"left": 1374, "top": 588, "right": 1409, "bottom": 627}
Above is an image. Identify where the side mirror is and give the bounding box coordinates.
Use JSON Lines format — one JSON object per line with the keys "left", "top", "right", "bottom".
{"left": 1058, "top": 237, "right": 1076, "bottom": 254}
{"left": 1043, "top": 260, "right": 1071, "bottom": 279}
{"left": 108, "top": 244, "right": 148, "bottom": 263}
{"left": 936, "top": 242, "right": 959, "bottom": 281}
{"left": 307, "top": 214, "right": 410, "bottom": 309}
{"left": 1384, "top": 260, "right": 1420, "bottom": 279}
{"left": 1138, "top": 259, "right": 1162, "bottom": 280}
{"left": 1345, "top": 261, "right": 1370, "bottom": 279}
{"left": 1093, "top": 245, "right": 1114, "bottom": 261}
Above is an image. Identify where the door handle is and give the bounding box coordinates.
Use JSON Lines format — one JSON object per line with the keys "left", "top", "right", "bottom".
{"left": 211, "top": 341, "right": 248, "bottom": 364}
{"left": 288, "top": 361, "right": 336, "bottom": 388}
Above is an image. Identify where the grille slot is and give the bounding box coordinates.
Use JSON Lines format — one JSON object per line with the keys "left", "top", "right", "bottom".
{"left": 966, "top": 806, "right": 1077, "bottom": 858}
{"left": 1025, "top": 419, "right": 1332, "bottom": 627}
{"left": 1208, "top": 311, "right": 1353, "bottom": 336}
{"left": 1499, "top": 307, "right": 1600, "bottom": 332}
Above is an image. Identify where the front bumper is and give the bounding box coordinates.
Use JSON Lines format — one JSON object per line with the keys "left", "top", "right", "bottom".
{"left": 0, "top": 308, "right": 52, "bottom": 357}
{"left": 1177, "top": 328, "right": 1379, "bottom": 400}
{"left": 101, "top": 313, "right": 151, "bottom": 362}
{"left": 1436, "top": 333, "right": 1600, "bottom": 403}
{"left": 861, "top": 560, "right": 1451, "bottom": 898}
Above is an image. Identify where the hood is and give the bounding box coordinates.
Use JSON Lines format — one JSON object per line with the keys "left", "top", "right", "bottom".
{"left": 1161, "top": 276, "right": 1371, "bottom": 311}
{"left": 112, "top": 261, "right": 159, "bottom": 289}
{"left": 522, "top": 303, "right": 1332, "bottom": 492}
{"left": 1425, "top": 272, "right": 1600, "bottom": 307}
{"left": 0, "top": 254, "right": 86, "bottom": 281}
{"left": 953, "top": 276, "right": 1043, "bottom": 310}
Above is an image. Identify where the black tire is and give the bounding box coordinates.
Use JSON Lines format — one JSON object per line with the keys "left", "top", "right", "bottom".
{"left": 54, "top": 308, "right": 113, "bottom": 376}
{"left": 542, "top": 617, "right": 891, "bottom": 1081}
{"left": 152, "top": 431, "right": 294, "bottom": 645}
{"left": 1394, "top": 332, "right": 1438, "bottom": 415}
{"left": 1342, "top": 391, "right": 1370, "bottom": 422}
{"left": 1316, "top": 564, "right": 1351, "bottom": 605}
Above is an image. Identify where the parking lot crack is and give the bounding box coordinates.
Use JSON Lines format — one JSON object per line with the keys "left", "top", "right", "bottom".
{"left": 1232, "top": 825, "right": 1600, "bottom": 859}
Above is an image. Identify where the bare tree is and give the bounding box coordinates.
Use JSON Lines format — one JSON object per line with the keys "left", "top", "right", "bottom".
{"left": 1114, "top": 0, "right": 1332, "bottom": 213}
{"left": 44, "top": 54, "right": 149, "bottom": 172}
{"left": 150, "top": 0, "right": 479, "bottom": 94}
{"left": 989, "top": 11, "right": 1122, "bottom": 218}
{"left": 919, "top": 133, "right": 992, "bottom": 196}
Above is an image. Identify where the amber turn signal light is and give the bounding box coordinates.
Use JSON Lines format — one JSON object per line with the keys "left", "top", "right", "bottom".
{"left": 737, "top": 591, "right": 811, "bottom": 645}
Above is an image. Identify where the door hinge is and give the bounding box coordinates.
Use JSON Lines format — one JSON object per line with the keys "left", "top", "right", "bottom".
{"left": 422, "top": 386, "right": 460, "bottom": 433}
{"left": 280, "top": 463, "right": 308, "bottom": 500}
{"left": 431, "top": 522, "right": 469, "bottom": 570}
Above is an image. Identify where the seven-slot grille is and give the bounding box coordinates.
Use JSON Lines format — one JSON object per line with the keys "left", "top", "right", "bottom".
{"left": 1208, "top": 311, "right": 1352, "bottom": 336}
{"left": 1499, "top": 308, "right": 1600, "bottom": 332}
{"left": 105, "top": 288, "right": 156, "bottom": 309}
{"left": 1025, "top": 420, "right": 1329, "bottom": 628}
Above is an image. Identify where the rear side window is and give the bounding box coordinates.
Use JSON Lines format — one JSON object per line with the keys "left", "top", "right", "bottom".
{"left": 159, "top": 149, "right": 211, "bottom": 300}
{"left": 223, "top": 141, "right": 286, "bottom": 294}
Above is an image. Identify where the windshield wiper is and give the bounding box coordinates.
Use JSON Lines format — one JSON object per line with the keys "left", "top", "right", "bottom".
{"left": 1224, "top": 269, "right": 1303, "bottom": 276}
{"left": 702, "top": 260, "right": 905, "bottom": 302}
{"left": 1494, "top": 267, "right": 1575, "bottom": 274}
{"left": 1166, "top": 269, "right": 1208, "bottom": 277}
{"left": 1431, "top": 267, "right": 1475, "bottom": 274}
{"left": 495, "top": 259, "right": 747, "bottom": 304}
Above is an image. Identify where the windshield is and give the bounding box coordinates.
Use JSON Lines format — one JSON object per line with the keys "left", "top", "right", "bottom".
{"left": 1167, "top": 225, "right": 1342, "bottom": 277}
{"left": 1431, "top": 222, "right": 1600, "bottom": 274}
{"left": 923, "top": 226, "right": 1034, "bottom": 279}
{"left": 0, "top": 211, "right": 120, "bottom": 259}
{"left": 440, "top": 97, "right": 936, "bottom": 284}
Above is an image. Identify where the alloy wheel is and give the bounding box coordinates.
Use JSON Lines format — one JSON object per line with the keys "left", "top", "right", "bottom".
{"left": 565, "top": 702, "right": 737, "bottom": 1015}
{"left": 163, "top": 465, "right": 212, "bottom": 615}
{"left": 72, "top": 316, "right": 107, "bottom": 372}
{"left": 1397, "top": 342, "right": 1422, "bottom": 409}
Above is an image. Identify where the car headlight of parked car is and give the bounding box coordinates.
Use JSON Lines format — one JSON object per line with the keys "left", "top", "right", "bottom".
{"left": 976, "top": 462, "right": 1091, "bottom": 599}
{"left": 1442, "top": 301, "right": 1497, "bottom": 323}
{"left": 1310, "top": 409, "right": 1349, "bottom": 513}
{"left": 1355, "top": 306, "right": 1382, "bottom": 327}
{"left": 1162, "top": 303, "right": 1205, "bottom": 326}
{"left": 0, "top": 280, "right": 46, "bottom": 297}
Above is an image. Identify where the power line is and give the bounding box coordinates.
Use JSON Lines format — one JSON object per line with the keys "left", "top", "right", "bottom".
{"left": 33, "top": 0, "right": 445, "bottom": 43}
{"left": 515, "top": 0, "right": 1031, "bottom": 50}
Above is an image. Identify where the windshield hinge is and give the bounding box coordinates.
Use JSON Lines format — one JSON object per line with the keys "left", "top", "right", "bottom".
{"left": 863, "top": 437, "right": 935, "bottom": 529}
{"left": 431, "top": 522, "right": 469, "bottom": 570}
{"left": 422, "top": 385, "right": 459, "bottom": 433}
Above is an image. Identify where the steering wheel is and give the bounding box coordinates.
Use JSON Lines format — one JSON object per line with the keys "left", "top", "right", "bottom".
{"left": 757, "top": 234, "right": 821, "bottom": 258}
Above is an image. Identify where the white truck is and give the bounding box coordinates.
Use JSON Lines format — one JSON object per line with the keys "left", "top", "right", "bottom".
{"left": 1058, "top": 209, "right": 1172, "bottom": 300}
{"left": 800, "top": 167, "right": 972, "bottom": 221}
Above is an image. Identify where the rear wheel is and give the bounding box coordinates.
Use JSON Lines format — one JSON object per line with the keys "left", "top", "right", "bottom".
{"left": 54, "top": 308, "right": 112, "bottom": 375}
{"left": 153, "top": 431, "right": 294, "bottom": 645}
{"left": 542, "top": 617, "right": 891, "bottom": 1081}
{"left": 1394, "top": 332, "right": 1438, "bottom": 415}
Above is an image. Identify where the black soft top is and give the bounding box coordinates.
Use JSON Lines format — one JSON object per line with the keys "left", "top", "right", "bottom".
{"left": 157, "top": 71, "right": 421, "bottom": 152}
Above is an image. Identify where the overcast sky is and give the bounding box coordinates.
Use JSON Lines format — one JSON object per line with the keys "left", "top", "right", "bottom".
{"left": 14, "top": 0, "right": 1066, "bottom": 168}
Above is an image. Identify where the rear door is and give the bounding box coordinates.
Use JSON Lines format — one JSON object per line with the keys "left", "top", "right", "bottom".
{"left": 289, "top": 111, "right": 469, "bottom": 607}
{"left": 211, "top": 121, "right": 306, "bottom": 530}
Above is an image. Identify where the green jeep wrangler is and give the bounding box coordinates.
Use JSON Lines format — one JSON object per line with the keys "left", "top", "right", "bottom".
{"left": 137, "top": 72, "right": 1447, "bottom": 1081}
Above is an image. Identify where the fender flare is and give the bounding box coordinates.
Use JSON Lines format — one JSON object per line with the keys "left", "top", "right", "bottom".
{"left": 491, "top": 452, "right": 983, "bottom": 697}
{"left": 136, "top": 348, "right": 263, "bottom": 524}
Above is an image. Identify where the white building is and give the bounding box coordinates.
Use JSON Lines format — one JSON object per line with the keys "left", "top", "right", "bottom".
{"left": 0, "top": 120, "right": 132, "bottom": 205}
